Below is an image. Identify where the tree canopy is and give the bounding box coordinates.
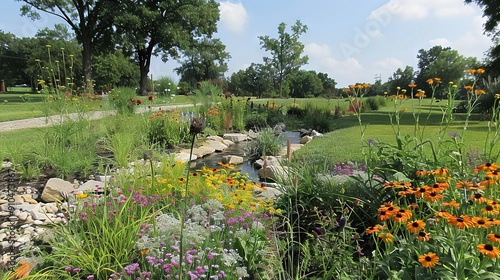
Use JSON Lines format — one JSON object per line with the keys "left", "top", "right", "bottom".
{"left": 19, "top": 0, "right": 115, "bottom": 89}
{"left": 259, "top": 20, "right": 308, "bottom": 97}
{"left": 113, "top": 0, "right": 220, "bottom": 95}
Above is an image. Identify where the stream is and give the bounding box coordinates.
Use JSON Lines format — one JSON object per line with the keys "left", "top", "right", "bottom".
{"left": 192, "top": 131, "right": 301, "bottom": 182}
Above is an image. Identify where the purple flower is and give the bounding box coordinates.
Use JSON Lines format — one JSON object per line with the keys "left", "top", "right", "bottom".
{"left": 449, "top": 132, "right": 460, "bottom": 138}
{"left": 368, "top": 138, "right": 375, "bottom": 146}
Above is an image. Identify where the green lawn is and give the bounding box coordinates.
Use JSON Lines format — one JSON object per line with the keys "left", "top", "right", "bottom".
{"left": 0, "top": 92, "right": 196, "bottom": 122}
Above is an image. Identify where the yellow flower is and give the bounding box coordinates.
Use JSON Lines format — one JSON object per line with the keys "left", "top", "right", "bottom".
{"left": 378, "top": 232, "right": 394, "bottom": 243}
{"left": 75, "top": 193, "right": 88, "bottom": 199}
{"left": 418, "top": 252, "right": 439, "bottom": 268}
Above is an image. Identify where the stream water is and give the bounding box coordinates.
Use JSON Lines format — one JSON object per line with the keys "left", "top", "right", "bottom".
{"left": 192, "top": 131, "right": 301, "bottom": 182}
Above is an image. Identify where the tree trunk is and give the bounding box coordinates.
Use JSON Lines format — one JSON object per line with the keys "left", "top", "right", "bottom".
{"left": 81, "top": 32, "right": 93, "bottom": 94}
{"left": 137, "top": 41, "right": 155, "bottom": 96}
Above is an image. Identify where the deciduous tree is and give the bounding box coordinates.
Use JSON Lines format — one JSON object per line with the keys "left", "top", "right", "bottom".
{"left": 19, "top": 0, "right": 115, "bottom": 90}
{"left": 258, "top": 20, "right": 308, "bottom": 97}
{"left": 113, "top": 0, "right": 219, "bottom": 95}
{"left": 175, "top": 37, "right": 230, "bottom": 88}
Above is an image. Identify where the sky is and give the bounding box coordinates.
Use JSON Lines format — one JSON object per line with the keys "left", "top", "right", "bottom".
{"left": 0, "top": 0, "right": 493, "bottom": 87}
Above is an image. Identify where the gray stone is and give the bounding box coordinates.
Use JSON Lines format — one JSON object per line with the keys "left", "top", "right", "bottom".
{"left": 192, "top": 146, "right": 215, "bottom": 158}
{"left": 204, "top": 140, "right": 228, "bottom": 152}
{"left": 40, "top": 178, "right": 74, "bottom": 202}
{"left": 258, "top": 165, "right": 289, "bottom": 182}
{"left": 174, "top": 152, "right": 198, "bottom": 163}
{"left": 80, "top": 180, "right": 105, "bottom": 192}
{"left": 206, "top": 135, "right": 224, "bottom": 142}
{"left": 223, "top": 133, "right": 250, "bottom": 143}
{"left": 222, "top": 139, "right": 234, "bottom": 147}
{"left": 97, "top": 175, "right": 113, "bottom": 182}
{"left": 222, "top": 155, "right": 244, "bottom": 165}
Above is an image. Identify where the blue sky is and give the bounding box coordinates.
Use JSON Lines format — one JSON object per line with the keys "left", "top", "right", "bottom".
{"left": 1, "top": 0, "right": 492, "bottom": 87}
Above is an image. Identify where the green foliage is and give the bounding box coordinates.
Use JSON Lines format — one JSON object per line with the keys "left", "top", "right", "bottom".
{"left": 286, "top": 70, "right": 324, "bottom": 98}
{"left": 363, "top": 96, "right": 387, "bottom": 111}
{"left": 146, "top": 110, "right": 190, "bottom": 149}
{"left": 113, "top": 0, "right": 220, "bottom": 95}
{"left": 246, "top": 127, "right": 284, "bottom": 158}
{"left": 109, "top": 87, "right": 139, "bottom": 115}
{"left": 175, "top": 37, "right": 230, "bottom": 87}
{"left": 154, "top": 76, "right": 177, "bottom": 96}
{"left": 31, "top": 189, "right": 161, "bottom": 279}
{"left": 228, "top": 63, "right": 274, "bottom": 98}
{"left": 259, "top": 20, "right": 308, "bottom": 97}
{"left": 92, "top": 50, "right": 139, "bottom": 90}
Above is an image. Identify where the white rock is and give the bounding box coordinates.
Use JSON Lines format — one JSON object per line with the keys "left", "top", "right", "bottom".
{"left": 17, "top": 212, "right": 29, "bottom": 221}
{"left": 204, "top": 140, "right": 228, "bottom": 152}
{"left": 174, "top": 152, "right": 197, "bottom": 163}
{"left": 223, "top": 133, "right": 250, "bottom": 143}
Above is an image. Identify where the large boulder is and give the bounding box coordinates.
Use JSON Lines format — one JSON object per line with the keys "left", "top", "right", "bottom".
{"left": 40, "top": 178, "right": 106, "bottom": 202}
{"left": 223, "top": 133, "right": 250, "bottom": 143}
{"left": 222, "top": 155, "right": 244, "bottom": 165}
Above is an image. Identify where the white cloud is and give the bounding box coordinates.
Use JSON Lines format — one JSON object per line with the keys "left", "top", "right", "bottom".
{"left": 428, "top": 38, "right": 452, "bottom": 47}
{"left": 369, "top": 0, "right": 477, "bottom": 21}
{"left": 304, "top": 43, "right": 366, "bottom": 85}
{"left": 218, "top": 2, "right": 248, "bottom": 33}
{"left": 373, "top": 57, "right": 404, "bottom": 75}
{"left": 426, "top": 16, "right": 491, "bottom": 59}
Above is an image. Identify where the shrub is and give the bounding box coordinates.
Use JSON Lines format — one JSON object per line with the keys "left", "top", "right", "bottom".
{"left": 154, "top": 76, "right": 177, "bottom": 96}
{"left": 146, "top": 110, "right": 190, "bottom": 149}
{"left": 109, "top": 87, "right": 139, "bottom": 115}
{"left": 245, "top": 112, "right": 267, "bottom": 130}
{"left": 286, "top": 106, "right": 306, "bottom": 117}
{"left": 363, "top": 96, "right": 386, "bottom": 111}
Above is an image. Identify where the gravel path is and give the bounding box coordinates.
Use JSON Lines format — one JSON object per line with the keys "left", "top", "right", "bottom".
{"left": 0, "top": 104, "right": 194, "bottom": 132}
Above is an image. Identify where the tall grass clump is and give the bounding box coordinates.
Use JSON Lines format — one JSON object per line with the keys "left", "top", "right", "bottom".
{"left": 246, "top": 128, "right": 284, "bottom": 159}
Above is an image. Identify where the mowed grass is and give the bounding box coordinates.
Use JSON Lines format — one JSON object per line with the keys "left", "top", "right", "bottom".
{"left": 0, "top": 91, "right": 196, "bottom": 122}
{"left": 270, "top": 97, "right": 499, "bottom": 165}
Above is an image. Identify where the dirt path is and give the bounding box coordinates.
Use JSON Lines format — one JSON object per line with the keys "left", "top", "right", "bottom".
{"left": 0, "top": 104, "right": 194, "bottom": 132}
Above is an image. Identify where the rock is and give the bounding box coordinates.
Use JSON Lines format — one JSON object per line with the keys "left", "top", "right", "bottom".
{"left": 206, "top": 135, "right": 224, "bottom": 142}
{"left": 253, "top": 184, "right": 282, "bottom": 199}
{"left": 20, "top": 194, "right": 37, "bottom": 204}
{"left": 311, "top": 130, "right": 323, "bottom": 137}
{"left": 222, "top": 139, "right": 234, "bottom": 147}
{"left": 174, "top": 152, "right": 198, "bottom": 163}
{"left": 273, "top": 123, "right": 286, "bottom": 133}
{"left": 247, "top": 129, "right": 259, "bottom": 139}
{"left": 17, "top": 212, "right": 29, "bottom": 221}
{"left": 258, "top": 165, "right": 289, "bottom": 182}
{"left": 300, "top": 135, "right": 313, "bottom": 144}
{"left": 204, "top": 139, "right": 228, "bottom": 152}
{"left": 254, "top": 156, "right": 283, "bottom": 169}
{"left": 80, "top": 180, "right": 105, "bottom": 193}
{"left": 222, "top": 155, "right": 244, "bottom": 165}
{"left": 97, "top": 175, "right": 113, "bottom": 182}
{"left": 40, "top": 178, "right": 74, "bottom": 202}
{"left": 223, "top": 133, "right": 250, "bottom": 143}
{"left": 191, "top": 146, "right": 215, "bottom": 158}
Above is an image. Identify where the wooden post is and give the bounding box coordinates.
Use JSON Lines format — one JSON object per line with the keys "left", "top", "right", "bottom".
{"left": 0, "top": 80, "right": 5, "bottom": 93}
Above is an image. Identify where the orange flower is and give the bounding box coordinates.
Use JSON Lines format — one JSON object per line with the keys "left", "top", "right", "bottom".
{"left": 477, "top": 68, "right": 486, "bottom": 74}
{"left": 416, "top": 169, "right": 428, "bottom": 177}
{"left": 464, "top": 85, "right": 474, "bottom": 91}
{"left": 418, "top": 252, "right": 439, "bottom": 268}
{"left": 378, "top": 210, "right": 392, "bottom": 221}
{"left": 366, "top": 224, "right": 385, "bottom": 234}
{"left": 11, "top": 261, "right": 31, "bottom": 279}
{"left": 417, "top": 231, "right": 430, "bottom": 241}
{"left": 470, "top": 193, "right": 488, "bottom": 204}
{"left": 467, "top": 69, "right": 477, "bottom": 74}
{"left": 487, "top": 233, "right": 500, "bottom": 243}
{"left": 407, "top": 220, "right": 426, "bottom": 233}
{"left": 475, "top": 163, "right": 500, "bottom": 172}
{"left": 434, "top": 167, "right": 449, "bottom": 177}
{"left": 442, "top": 200, "right": 460, "bottom": 208}
{"left": 427, "top": 78, "right": 434, "bottom": 85}
{"left": 378, "top": 232, "right": 394, "bottom": 243}
{"left": 482, "top": 205, "right": 500, "bottom": 215}
{"left": 424, "top": 191, "right": 443, "bottom": 202}
{"left": 477, "top": 244, "right": 500, "bottom": 258}
{"left": 447, "top": 215, "right": 474, "bottom": 229}
{"left": 414, "top": 186, "right": 430, "bottom": 198}
{"left": 475, "top": 89, "right": 486, "bottom": 95}
{"left": 435, "top": 210, "right": 453, "bottom": 220}
{"left": 140, "top": 249, "right": 149, "bottom": 256}
{"left": 472, "top": 216, "right": 491, "bottom": 228}
{"left": 392, "top": 209, "right": 412, "bottom": 222}
{"left": 408, "top": 83, "right": 417, "bottom": 88}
